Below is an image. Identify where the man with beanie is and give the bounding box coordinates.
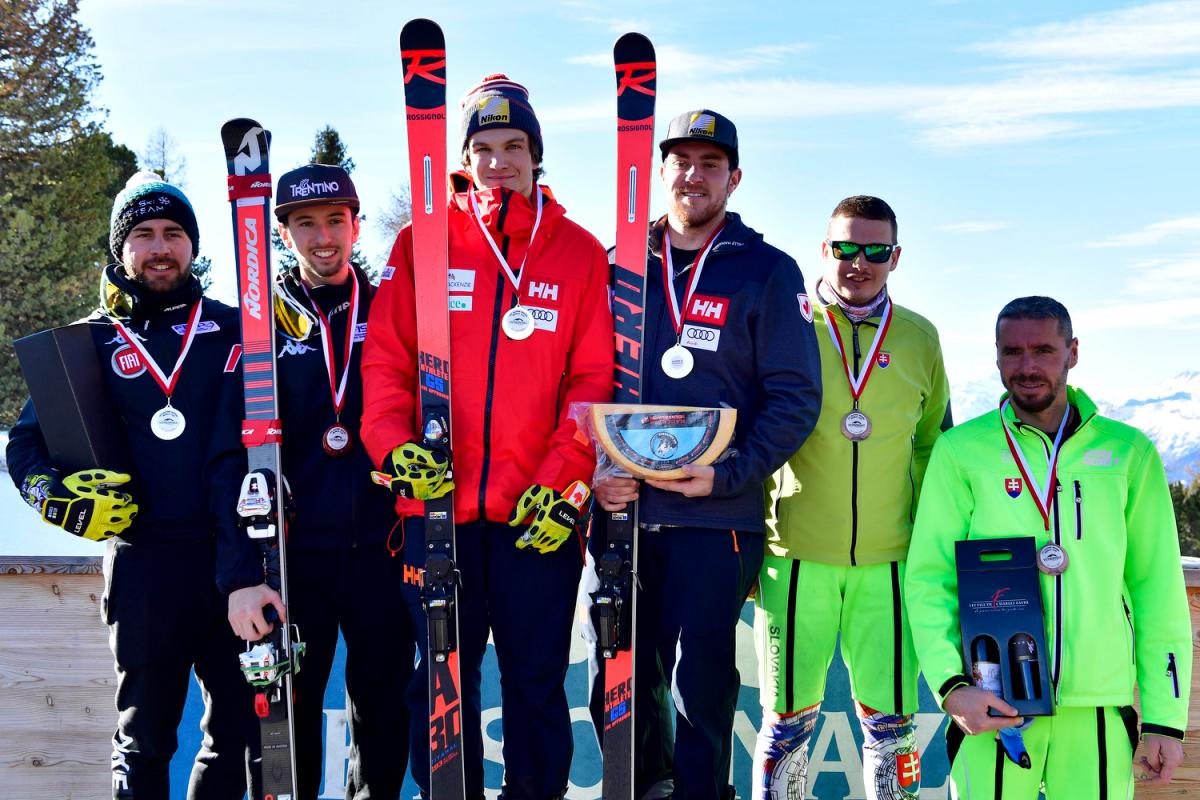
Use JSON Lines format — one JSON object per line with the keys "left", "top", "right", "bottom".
{"left": 7, "top": 172, "right": 257, "bottom": 799}
{"left": 586, "top": 110, "right": 822, "bottom": 800}
{"left": 753, "top": 196, "right": 951, "bottom": 800}
{"left": 362, "top": 75, "right": 614, "bottom": 800}
{"left": 222, "top": 163, "right": 414, "bottom": 799}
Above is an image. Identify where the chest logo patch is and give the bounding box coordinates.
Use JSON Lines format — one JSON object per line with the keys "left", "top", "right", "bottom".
{"left": 1005, "top": 477, "right": 1023, "bottom": 498}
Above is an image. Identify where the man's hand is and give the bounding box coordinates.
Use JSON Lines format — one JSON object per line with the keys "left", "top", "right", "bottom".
{"left": 371, "top": 442, "right": 454, "bottom": 500}
{"left": 594, "top": 474, "right": 640, "bottom": 511}
{"left": 1138, "top": 734, "right": 1184, "bottom": 785}
{"left": 510, "top": 480, "right": 591, "bottom": 554}
{"left": 228, "top": 583, "right": 287, "bottom": 642}
{"left": 645, "top": 464, "right": 715, "bottom": 498}
{"left": 22, "top": 470, "right": 138, "bottom": 541}
{"left": 942, "top": 686, "right": 1024, "bottom": 735}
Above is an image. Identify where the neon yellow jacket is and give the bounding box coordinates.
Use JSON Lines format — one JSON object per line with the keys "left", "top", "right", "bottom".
{"left": 766, "top": 300, "right": 950, "bottom": 565}
{"left": 905, "top": 387, "right": 1192, "bottom": 739}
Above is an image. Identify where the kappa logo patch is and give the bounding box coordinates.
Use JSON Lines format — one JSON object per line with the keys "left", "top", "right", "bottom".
{"left": 685, "top": 294, "right": 728, "bottom": 326}
{"left": 681, "top": 324, "right": 720, "bottom": 352}
{"left": 448, "top": 269, "right": 475, "bottom": 293}
{"left": 1005, "top": 477, "right": 1023, "bottom": 498}
{"left": 877, "top": 351, "right": 891, "bottom": 368}
{"left": 172, "top": 320, "right": 221, "bottom": 335}
{"left": 280, "top": 340, "right": 318, "bottom": 357}
{"left": 797, "top": 293, "right": 814, "bottom": 323}
{"left": 526, "top": 305, "right": 558, "bottom": 332}
{"left": 111, "top": 345, "right": 146, "bottom": 379}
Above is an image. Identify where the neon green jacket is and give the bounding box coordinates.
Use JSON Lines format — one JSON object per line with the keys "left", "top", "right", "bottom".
{"left": 766, "top": 300, "right": 950, "bottom": 565}
{"left": 905, "top": 387, "right": 1192, "bottom": 739}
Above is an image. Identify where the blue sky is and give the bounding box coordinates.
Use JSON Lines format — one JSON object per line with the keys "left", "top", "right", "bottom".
{"left": 78, "top": 0, "right": 1200, "bottom": 402}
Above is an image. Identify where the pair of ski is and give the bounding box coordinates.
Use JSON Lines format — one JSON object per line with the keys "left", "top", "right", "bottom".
{"left": 218, "top": 19, "right": 657, "bottom": 800}
{"left": 399, "top": 18, "right": 657, "bottom": 800}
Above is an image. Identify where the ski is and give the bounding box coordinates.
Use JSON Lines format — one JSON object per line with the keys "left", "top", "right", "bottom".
{"left": 593, "top": 32, "right": 656, "bottom": 800}
{"left": 221, "top": 117, "right": 302, "bottom": 800}
{"left": 400, "top": 19, "right": 466, "bottom": 800}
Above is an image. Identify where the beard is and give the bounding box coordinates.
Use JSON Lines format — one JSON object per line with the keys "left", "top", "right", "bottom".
{"left": 131, "top": 258, "right": 191, "bottom": 293}
{"left": 1004, "top": 368, "right": 1068, "bottom": 416}
{"left": 669, "top": 193, "right": 728, "bottom": 230}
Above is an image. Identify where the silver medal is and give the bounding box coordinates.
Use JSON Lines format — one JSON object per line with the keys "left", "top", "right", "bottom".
{"left": 150, "top": 405, "right": 186, "bottom": 440}
{"left": 841, "top": 409, "right": 872, "bottom": 441}
{"left": 501, "top": 306, "right": 534, "bottom": 340}
{"left": 660, "top": 344, "right": 694, "bottom": 379}
{"left": 1037, "top": 543, "right": 1069, "bottom": 575}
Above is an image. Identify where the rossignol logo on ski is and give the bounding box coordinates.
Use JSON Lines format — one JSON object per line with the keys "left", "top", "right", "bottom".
{"left": 241, "top": 216, "right": 263, "bottom": 320}
{"left": 615, "top": 61, "right": 656, "bottom": 98}
{"left": 430, "top": 657, "right": 463, "bottom": 770}
{"left": 402, "top": 50, "right": 446, "bottom": 85}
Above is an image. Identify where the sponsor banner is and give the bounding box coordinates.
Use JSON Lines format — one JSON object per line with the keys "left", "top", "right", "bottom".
{"left": 448, "top": 269, "right": 476, "bottom": 293}
{"left": 449, "top": 296, "right": 472, "bottom": 312}
{"left": 170, "top": 603, "right": 951, "bottom": 798}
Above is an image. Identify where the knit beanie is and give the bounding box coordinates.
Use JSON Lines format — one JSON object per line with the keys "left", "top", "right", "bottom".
{"left": 109, "top": 171, "right": 200, "bottom": 260}
{"left": 459, "top": 74, "right": 543, "bottom": 158}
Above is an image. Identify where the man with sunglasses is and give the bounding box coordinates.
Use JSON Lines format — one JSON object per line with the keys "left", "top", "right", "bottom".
{"left": 220, "top": 163, "right": 414, "bottom": 799}
{"left": 589, "top": 109, "right": 821, "bottom": 800}
{"left": 7, "top": 172, "right": 258, "bottom": 799}
{"left": 753, "top": 196, "right": 951, "bottom": 800}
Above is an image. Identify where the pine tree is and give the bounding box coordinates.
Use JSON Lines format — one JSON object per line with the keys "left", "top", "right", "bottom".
{"left": 0, "top": 0, "right": 138, "bottom": 424}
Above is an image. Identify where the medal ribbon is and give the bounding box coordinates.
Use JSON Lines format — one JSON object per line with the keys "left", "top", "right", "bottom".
{"left": 301, "top": 275, "right": 360, "bottom": 417}
{"left": 661, "top": 224, "right": 725, "bottom": 339}
{"left": 822, "top": 299, "right": 893, "bottom": 402}
{"left": 113, "top": 301, "right": 203, "bottom": 402}
{"left": 999, "top": 399, "right": 1070, "bottom": 531}
{"left": 469, "top": 185, "right": 544, "bottom": 300}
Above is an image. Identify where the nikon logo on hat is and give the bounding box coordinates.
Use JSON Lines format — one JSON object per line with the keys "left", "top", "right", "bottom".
{"left": 274, "top": 163, "right": 360, "bottom": 221}
{"left": 687, "top": 113, "right": 717, "bottom": 138}
{"left": 477, "top": 96, "right": 511, "bottom": 126}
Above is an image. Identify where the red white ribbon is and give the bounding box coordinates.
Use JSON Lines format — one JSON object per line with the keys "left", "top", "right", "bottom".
{"left": 469, "top": 185, "right": 543, "bottom": 298}
{"left": 661, "top": 225, "right": 724, "bottom": 339}
{"left": 999, "top": 399, "right": 1070, "bottom": 531}
{"left": 822, "top": 299, "right": 893, "bottom": 402}
{"left": 113, "top": 301, "right": 203, "bottom": 401}
{"left": 301, "top": 276, "right": 360, "bottom": 418}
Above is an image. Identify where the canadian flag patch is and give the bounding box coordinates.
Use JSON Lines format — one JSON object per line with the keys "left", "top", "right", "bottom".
{"left": 797, "top": 293, "right": 813, "bottom": 323}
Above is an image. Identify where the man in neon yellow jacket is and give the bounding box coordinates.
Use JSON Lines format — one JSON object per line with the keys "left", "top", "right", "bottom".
{"left": 906, "top": 296, "right": 1191, "bottom": 797}
{"left": 755, "top": 196, "right": 951, "bottom": 800}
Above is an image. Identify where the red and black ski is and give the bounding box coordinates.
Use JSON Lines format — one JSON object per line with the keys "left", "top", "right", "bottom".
{"left": 400, "top": 19, "right": 466, "bottom": 800}
{"left": 221, "top": 118, "right": 303, "bottom": 800}
{"left": 592, "top": 32, "right": 656, "bottom": 800}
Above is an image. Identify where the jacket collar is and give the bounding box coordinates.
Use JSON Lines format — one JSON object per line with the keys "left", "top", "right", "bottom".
{"left": 449, "top": 171, "right": 563, "bottom": 240}
{"left": 648, "top": 211, "right": 758, "bottom": 259}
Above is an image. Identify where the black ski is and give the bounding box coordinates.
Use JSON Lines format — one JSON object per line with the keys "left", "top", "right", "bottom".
{"left": 400, "top": 19, "right": 466, "bottom": 800}
{"left": 221, "top": 117, "right": 302, "bottom": 800}
{"left": 592, "top": 32, "right": 656, "bottom": 800}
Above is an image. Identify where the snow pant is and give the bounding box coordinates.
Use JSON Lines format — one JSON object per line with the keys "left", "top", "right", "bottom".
{"left": 287, "top": 543, "right": 415, "bottom": 800}
{"left": 946, "top": 705, "right": 1138, "bottom": 798}
{"left": 583, "top": 524, "right": 764, "bottom": 800}
{"left": 400, "top": 517, "right": 586, "bottom": 800}
{"left": 103, "top": 537, "right": 258, "bottom": 800}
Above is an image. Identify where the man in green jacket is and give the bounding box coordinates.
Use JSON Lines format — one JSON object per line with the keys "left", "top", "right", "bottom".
{"left": 906, "top": 296, "right": 1191, "bottom": 797}
{"left": 754, "top": 196, "right": 951, "bottom": 800}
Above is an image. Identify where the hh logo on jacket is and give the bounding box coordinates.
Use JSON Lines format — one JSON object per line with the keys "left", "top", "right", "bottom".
{"left": 685, "top": 294, "right": 728, "bottom": 326}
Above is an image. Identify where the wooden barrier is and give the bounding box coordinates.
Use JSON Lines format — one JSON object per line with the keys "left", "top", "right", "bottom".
{"left": 0, "top": 556, "right": 1196, "bottom": 799}
{"left": 0, "top": 556, "right": 110, "bottom": 800}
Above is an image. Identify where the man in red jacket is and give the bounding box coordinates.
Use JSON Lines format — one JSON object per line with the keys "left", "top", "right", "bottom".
{"left": 362, "top": 74, "right": 614, "bottom": 800}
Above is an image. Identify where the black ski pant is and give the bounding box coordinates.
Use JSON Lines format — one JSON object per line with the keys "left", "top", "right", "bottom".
{"left": 400, "top": 517, "right": 585, "bottom": 800}
{"left": 287, "top": 543, "right": 415, "bottom": 800}
{"left": 584, "top": 525, "right": 763, "bottom": 800}
{"left": 104, "top": 537, "right": 258, "bottom": 800}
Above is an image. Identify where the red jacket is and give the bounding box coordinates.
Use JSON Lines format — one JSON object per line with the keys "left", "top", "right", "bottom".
{"left": 362, "top": 177, "right": 614, "bottom": 523}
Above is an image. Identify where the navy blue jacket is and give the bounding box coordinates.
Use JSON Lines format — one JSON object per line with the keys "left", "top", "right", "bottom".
{"left": 636, "top": 213, "right": 821, "bottom": 532}
{"left": 216, "top": 265, "right": 397, "bottom": 594}
{"left": 7, "top": 276, "right": 244, "bottom": 544}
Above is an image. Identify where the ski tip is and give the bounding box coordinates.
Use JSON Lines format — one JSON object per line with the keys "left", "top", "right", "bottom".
{"left": 400, "top": 17, "right": 445, "bottom": 50}
{"left": 614, "top": 31, "right": 655, "bottom": 60}
{"left": 220, "top": 120, "right": 271, "bottom": 173}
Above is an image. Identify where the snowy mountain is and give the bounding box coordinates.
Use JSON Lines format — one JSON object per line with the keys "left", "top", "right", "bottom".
{"left": 950, "top": 372, "right": 1200, "bottom": 483}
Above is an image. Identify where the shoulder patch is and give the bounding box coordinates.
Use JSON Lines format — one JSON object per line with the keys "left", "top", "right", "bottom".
{"left": 797, "top": 293, "right": 814, "bottom": 323}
